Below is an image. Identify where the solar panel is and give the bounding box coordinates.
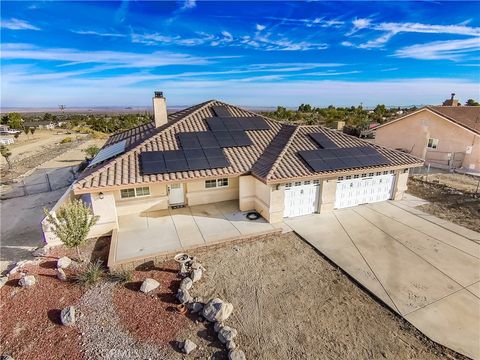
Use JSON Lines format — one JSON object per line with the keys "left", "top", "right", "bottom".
{"left": 206, "top": 117, "right": 270, "bottom": 131}
{"left": 207, "top": 156, "right": 230, "bottom": 168}
{"left": 298, "top": 146, "right": 390, "bottom": 172}
{"left": 308, "top": 133, "right": 338, "bottom": 149}
{"left": 88, "top": 140, "right": 127, "bottom": 167}
{"left": 212, "top": 106, "right": 231, "bottom": 117}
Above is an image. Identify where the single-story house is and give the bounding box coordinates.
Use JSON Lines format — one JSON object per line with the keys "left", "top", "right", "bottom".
{"left": 24, "top": 120, "right": 65, "bottom": 129}
{"left": 43, "top": 92, "right": 423, "bottom": 244}
{"left": 373, "top": 105, "right": 480, "bottom": 171}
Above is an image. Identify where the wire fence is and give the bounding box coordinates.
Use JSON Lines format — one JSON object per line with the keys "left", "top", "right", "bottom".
{"left": 1, "top": 166, "right": 78, "bottom": 200}
{"left": 424, "top": 150, "right": 465, "bottom": 170}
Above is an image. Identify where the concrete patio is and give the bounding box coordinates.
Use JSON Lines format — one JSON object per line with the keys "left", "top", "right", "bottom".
{"left": 109, "top": 200, "right": 286, "bottom": 266}
{"left": 286, "top": 196, "right": 480, "bottom": 360}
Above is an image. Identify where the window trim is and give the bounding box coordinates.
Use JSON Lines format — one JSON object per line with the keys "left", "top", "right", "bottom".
{"left": 204, "top": 178, "right": 229, "bottom": 189}
{"left": 120, "top": 186, "right": 151, "bottom": 199}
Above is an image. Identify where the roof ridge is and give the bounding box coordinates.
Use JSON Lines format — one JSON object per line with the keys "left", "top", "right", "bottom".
{"left": 265, "top": 125, "right": 299, "bottom": 180}
{"left": 74, "top": 100, "right": 216, "bottom": 189}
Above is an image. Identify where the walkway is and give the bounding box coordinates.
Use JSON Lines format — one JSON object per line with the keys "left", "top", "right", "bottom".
{"left": 286, "top": 198, "right": 480, "bottom": 359}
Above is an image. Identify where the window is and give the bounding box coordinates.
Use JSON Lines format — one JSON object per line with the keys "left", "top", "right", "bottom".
{"left": 368, "top": 172, "right": 374, "bottom": 177}
{"left": 205, "top": 178, "right": 229, "bottom": 189}
{"left": 427, "top": 138, "right": 439, "bottom": 149}
{"left": 294, "top": 181, "right": 302, "bottom": 186}
{"left": 313, "top": 180, "right": 320, "bottom": 185}
{"left": 285, "top": 182, "right": 292, "bottom": 188}
{"left": 376, "top": 172, "right": 381, "bottom": 176}
{"left": 338, "top": 176, "right": 344, "bottom": 181}
{"left": 354, "top": 174, "right": 359, "bottom": 179}
{"left": 304, "top": 180, "right": 311, "bottom": 185}
{"left": 346, "top": 175, "right": 352, "bottom": 180}
{"left": 120, "top": 187, "right": 150, "bottom": 199}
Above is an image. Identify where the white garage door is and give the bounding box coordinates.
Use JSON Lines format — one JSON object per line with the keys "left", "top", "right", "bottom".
{"left": 284, "top": 180, "right": 320, "bottom": 218}
{"left": 335, "top": 171, "right": 395, "bottom": 209}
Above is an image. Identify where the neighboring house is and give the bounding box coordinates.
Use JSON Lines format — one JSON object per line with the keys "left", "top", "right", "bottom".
{"left": 24, "top": 120, "right": 65, "bottom": 129}
{"left": 373, "top": 105, "right": 480, "bottom": 171}
{"left": 43, "top": 92, "right": 422, "bottom": 244}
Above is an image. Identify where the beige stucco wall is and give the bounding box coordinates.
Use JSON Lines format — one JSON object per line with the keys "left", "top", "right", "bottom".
{"left": 186, "top": 177, "right": 239, "bottom": 206}
{"left": 374, "top": 109, "right": 479, "bottom": 170}
{"left": 393, "top": 170, "right": 409, "bottom": 200}
{"left": 318, "top": 178, "right": 337, "bottom": 212}
{"left": 114, "top": 183, "right": 168, "bottom": 216}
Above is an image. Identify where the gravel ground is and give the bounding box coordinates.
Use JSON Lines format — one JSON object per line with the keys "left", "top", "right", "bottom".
{"left": 78, "top": 282, "right": 168, "bottom": 360}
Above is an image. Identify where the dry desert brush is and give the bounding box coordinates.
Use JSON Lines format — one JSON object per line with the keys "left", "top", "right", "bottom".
{"left": 44, "top": 198, "right": 99, "bottom": 260}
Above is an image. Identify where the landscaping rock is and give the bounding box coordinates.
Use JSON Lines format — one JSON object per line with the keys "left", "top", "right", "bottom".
{"left": 0, "top": 276, "right": 8, "bottom": 289}
{"left": 190, "top": 268, "right": 203, "bottom": 283}
{"left": 180, "top": 277, "right": 193, "bottom": 290}
{"left": 57, "top": 256, "right": 72, "bottom": 269}
{"left": 140, "top": 278, "right": 160, "bottom": 293}
{"left": 182, "top": 339, "right": 197, "bottom": 354}
{"left": 228, "top": 349, "right": 246, "bottom": 360}
{"left": 218, "top": 326, "right": 238, "bottom": 344}
{"left": 60, "top": 306, "right": 76, "bottom": 326}
{"left": 188, "top": 302, "right": 203, "bottom": 314}
{"left": 177, "top": 289, "right": 193, "bottom": 304}
{"left": 226, "top": 340, "right": 237, "bottom": 350}
{"left": 180, "top": 263, "right": 188, "bottom": 277}
{"left": 191, "top": 262, "right": 206, "bottom": 271}
{"left": 19, "top": 275, "right": 36, "bottom": 287}
{"left": 214, "top": 321, "right": 223, "bottom": 333}
{"left": 202, "top": 298, "right": 234, "bottom": 322}
{"left": 56, "top": 268, "right": 67, "bottom": 281}
{"left": 32, "top": 246, "right": 48, "bottom": 257}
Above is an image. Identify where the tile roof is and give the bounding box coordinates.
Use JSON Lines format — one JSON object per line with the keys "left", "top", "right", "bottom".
{"left": 73, "top": 100, "right": 423, "bottom": 193}
{"left": 427, "top": 106, "right": 480, "bottom": 134}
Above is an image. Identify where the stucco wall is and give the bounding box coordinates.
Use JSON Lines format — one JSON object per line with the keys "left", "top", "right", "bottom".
{"left": 186, "top": 177, "right": 239, "bottom": 206}
{"left": 318, "top": 178, "right": 337, "bottom": 212}
{"left": 374, "top": 109, "right": 479, "bottom": 170}
{"left": 114, "top": 183, "right": 168, "bottom": 216}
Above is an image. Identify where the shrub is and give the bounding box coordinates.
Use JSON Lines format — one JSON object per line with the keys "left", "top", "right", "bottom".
{"left": 109, "top": 269, "right": 133, "bottom": 283}
{"left": 76, "top": 260, "right": 104, "bottom": 286}
{"left": 60, "top": 136, "right": 73, "bottom": 144}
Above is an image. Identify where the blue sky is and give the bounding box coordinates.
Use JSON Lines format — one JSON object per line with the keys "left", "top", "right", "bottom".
{"left": 1, "top": 1, "right": 479, "bottom": 108}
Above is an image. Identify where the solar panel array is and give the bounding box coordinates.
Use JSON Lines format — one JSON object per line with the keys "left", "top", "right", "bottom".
{"left": 177, "top": 130, "right": 252, "bottom": 149}
{"left": 140, "top": 148, "right": 230, "bottom": 174}
{"left": 298, "top": 146, "right": 391, "bottom": 172}
{"left": 206, "top": 116, "right": 270, "bottom": 131}
{"left": 309, "top": 132, "right": 338, "bottom": 149}
{"left": 212, "top": 105, "right": 231, "bottom": 117}
{"left": 88, "top": 140, "right": 127, "bottom": 168}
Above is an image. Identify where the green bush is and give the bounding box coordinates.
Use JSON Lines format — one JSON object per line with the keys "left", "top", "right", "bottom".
{"left": 60, "top": 136, "right": 73, "bottom": 144}
{"left": 76, "top": 260, "right": 104, "bottom": 286}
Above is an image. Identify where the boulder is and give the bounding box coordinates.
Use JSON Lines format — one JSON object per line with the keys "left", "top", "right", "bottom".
{"left": 213, "top": 321, "right": 223, "bottom": 333}
{"left": 57, "top": 256, "right": 72, "bottom": 269}
{"left": 0, "top": 276, "right": 8, "bottom": 289}
{"left": 228, "top": 349, "right": 246, "bottom": 360}
{"left": 19, "top": 275, "right": 36, "bottom": 287}
{"left": 179, "top": 277, "right": 193, "bottom": 291}
{"left": 202, "top": 298, "right": 234, "bottom": 322}
{"left": 218, "top": 326, "right": 238, "bottom": 344}
{"left": 140, "top": 278, "right": 160, "bottom": 293}
{"left": 182, "top": 339, "right": 197, "bottom": 354}
{"left": 32, "top": 247, "right": 48, "bottom": 257}
{"left": 60, "top": 306, "right": 75, "bottom": 326}
{"left": 56, "top": 268, "right": 67, "bottom": 281}
{"left": 188, "top": 302, "right": 203, "bottom": 314}
{"left": 190, "top": 269, "right": 202, "bottom": 283}
{"left": 177, "top": 289, "right": 193, "bottom": 304}
{"left": 226, "top": 340, "right": 237, "bottom": 351}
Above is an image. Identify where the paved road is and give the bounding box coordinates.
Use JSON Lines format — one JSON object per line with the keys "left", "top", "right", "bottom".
{"left": 286, "top": 198, "right": 480, "bottom": 360}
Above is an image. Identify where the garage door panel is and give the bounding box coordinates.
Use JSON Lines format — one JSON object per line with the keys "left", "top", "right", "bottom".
{"left": 284, "top": 182, "right": 320, "bottom": 218}
{"left": 335, "top": 173, "right": 395, "bottom": 209}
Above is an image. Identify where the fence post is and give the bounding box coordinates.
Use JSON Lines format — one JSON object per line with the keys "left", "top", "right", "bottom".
{"left": 46, "top": 173, "right": 52, "bottom": 192}
{"left": 22, "top": 179, "right": 28, "bottom": 196}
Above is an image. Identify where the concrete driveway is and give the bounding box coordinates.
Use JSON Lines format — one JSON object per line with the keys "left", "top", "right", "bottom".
{"left": 286, "top": 198, "right": 480, "bottom": 359}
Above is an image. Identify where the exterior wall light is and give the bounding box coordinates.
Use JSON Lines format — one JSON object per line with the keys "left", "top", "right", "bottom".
{"left": 99, "top": 192, "right": 104, "bottom": 200}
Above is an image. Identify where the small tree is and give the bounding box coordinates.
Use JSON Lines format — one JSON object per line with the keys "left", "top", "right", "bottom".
{"left": 83, "top": 145, "right": 100, "bottom": 159}
{"left": 30, "top": 127, "right": 36, "bottom": 138}
{"left": 23, "top": 126, "right": 30, "bottom": 139}
{"left": 466, "top": 99, "right": 480, "bottom": 106}
{"left": 0, "top": 145, "right": 12, "bottom": 169}
{"left": 14, "top": 132, "right": 20, "bottom": 140}
{"left": 7, "top": 113, "right": 23, "bottom": 129}
{"left": 44, "top": 199, "right": 99, "bottom": 260}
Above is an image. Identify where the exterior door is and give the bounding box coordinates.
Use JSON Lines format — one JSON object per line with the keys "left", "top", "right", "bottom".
{"left": 335, "top": 171, "right": 395, "bottom": 209}
{"left": 283, "top": 180, "right": 320, "bottom": 218}
{"left": 168, "top": 183, "right": 184, "bottom": 205}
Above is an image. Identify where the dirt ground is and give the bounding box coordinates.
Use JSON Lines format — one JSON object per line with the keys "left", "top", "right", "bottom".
{"left": 407, "top": 176, "right": 480, "bottom": 232}
{"left": 0, "top": 234, "right": 465, "bottom": 360}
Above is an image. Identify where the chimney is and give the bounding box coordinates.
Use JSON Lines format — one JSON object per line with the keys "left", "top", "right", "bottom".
{"left": 153, "top": 91, "right": 167, "bottom": 127}
{"left": 442, "top": 93, "right": 459, "bottom": 106}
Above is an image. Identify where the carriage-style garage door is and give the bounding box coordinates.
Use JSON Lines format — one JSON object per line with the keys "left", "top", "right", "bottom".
{"left": 335, "top": 171, "right": 395, "bottom": 209}
{"left": 284, "top": 180, "right": 320, "bottom": 218}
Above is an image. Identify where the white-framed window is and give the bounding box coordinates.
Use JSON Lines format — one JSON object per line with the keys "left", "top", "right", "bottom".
{"left": 285, "top": 182, "right": 292, "bottom": 188}
{"left": 376, "top": 172, "right": 381, "bottom": 176}
{"left": 427, "top": 138, "right": 439, "bottom": 149}
{"left": 294, "top": 181, "right": 302, "bottom": 186}
{"left": 354, "top": 174, "right": 359, "bottom": 179}
{"left": 313, "top": 179, "right": 320, "bottom": 185}
{"left": 338, "top": 176, "right": 344, "bottom": 181}
{"left": 346, "top": 175, "right": 352, "bottom": 180}
{"left": 205, "top": 178, "right": 229, "bottom": 189}
{"left": 120, "top": 186, "right": 150, "bottom": 199}
{"left": 304, "top": 180, "right": 311, "bottom": 185}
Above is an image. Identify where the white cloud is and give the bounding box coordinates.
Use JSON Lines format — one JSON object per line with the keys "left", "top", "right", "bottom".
{"left": 266, "top": 16, "right": 344, "bottom": 28}
{"left": 394, "top": 38, "right": 480, "bottom": 60}
{"left": 221, "top": 31, "right": 233, "bottom": 42}
{"left": 0, "top": 18, "right": 40, "bottom": 31}
{"left": 352, "top": 18, "right": 371, "bottom": 30}
{"left": 256, "top": 24, "right": 266, "bottom": 31}
{"left": 180, "top": 0, "right": 196, "bottom": 10}
{"left": 72, "top": 30, "right": 126, "bottom": 38}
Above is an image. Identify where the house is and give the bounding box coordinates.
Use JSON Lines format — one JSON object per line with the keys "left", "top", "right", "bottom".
{"left": 24, "top": 120, "right": 65, "bottom": 130}
{"left": 43, "top": 92, "right": 422, "bottom": 245}
{"left": 373, "top": 103, "right": 480, "bottom": 171}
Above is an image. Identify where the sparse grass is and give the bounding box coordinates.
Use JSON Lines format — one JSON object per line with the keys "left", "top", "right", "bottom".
{"left": 76, "top": 260, "right": 104, "bottom": 286}
{"left": 109, "top": 269, "right": 133, "bottom": 283}
{"left": 60, "top": 136, "right": 73, "bottom": 144}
